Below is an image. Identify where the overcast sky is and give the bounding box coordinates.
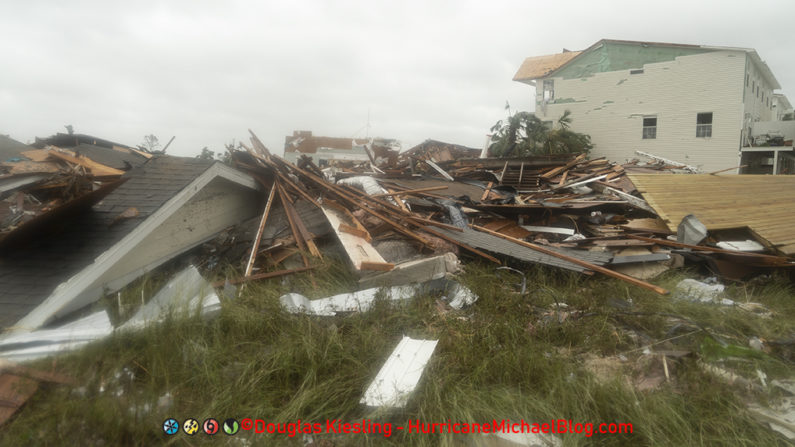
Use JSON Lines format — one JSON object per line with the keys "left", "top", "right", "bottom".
{"left": 1, "top": 0, "right": 793, "bottom": 157}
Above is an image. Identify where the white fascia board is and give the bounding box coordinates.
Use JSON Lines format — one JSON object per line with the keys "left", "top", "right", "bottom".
{"left": 9, "top": 164, "right": 258, "bottom": 334}
{"left": 212, "top": 162, "right": 260, "bottom": 190}
{"left": 360, "top": 336, "right": 438, "bottom": 408}
{"left": 0, "top": 311, "right": 112, "bottom": 362}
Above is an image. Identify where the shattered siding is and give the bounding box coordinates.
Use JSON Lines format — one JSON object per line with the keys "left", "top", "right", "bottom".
{"left": 536, "top": 51, "right": 747, "bottom": 172}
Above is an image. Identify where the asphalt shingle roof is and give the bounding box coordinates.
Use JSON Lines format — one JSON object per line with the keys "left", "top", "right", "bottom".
{"left": 0, "top": 156, "right": 214, "bottom": 330}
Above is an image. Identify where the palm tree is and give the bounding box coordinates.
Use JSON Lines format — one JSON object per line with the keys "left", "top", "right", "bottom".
{"left": 489, "top": 108, "right": 592, "bottom": 157}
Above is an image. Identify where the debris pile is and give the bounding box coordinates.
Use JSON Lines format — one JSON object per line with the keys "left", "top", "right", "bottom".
{"left": 1, "top": 134, "right": 151, "bottom": 247}
{"left": 222, "top": 133, "right": 793, "bottom": 293}
{"left": 1, "top": 130, "right": 793, "bottom": 441}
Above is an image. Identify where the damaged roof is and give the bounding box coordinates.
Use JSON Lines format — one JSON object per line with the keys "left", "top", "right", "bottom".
{"left": 629, "top": 174, "right": 795, "bottom": 255}
{"left": 513, "top": 39, "right": 780, "bottom": 89}
{"left": 512, "top": 51, "right": 583, "bottom": 83}
{"left": 0, "top": 157, "right": 234, "bottom": 331}
{"left": 70, "top": 144, "right": 148, "bottom": 170}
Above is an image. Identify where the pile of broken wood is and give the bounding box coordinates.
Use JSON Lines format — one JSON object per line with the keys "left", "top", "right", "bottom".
{"left": 223, "top": 132, "right": 794, "bottom": 294}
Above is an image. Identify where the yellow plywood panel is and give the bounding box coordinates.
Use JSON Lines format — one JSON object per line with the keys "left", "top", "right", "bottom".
{"left": 513, "top": 51, "right": 582, "bottom": 81}
{"left": 628, "top": 174, "right": 795, "bottom": 255}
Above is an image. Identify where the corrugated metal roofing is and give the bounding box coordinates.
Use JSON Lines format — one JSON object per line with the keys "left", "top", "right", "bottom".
{"left": 426, "top": 226, "right": 611, "bottom": 272}
{"left": 629, "top": 174, "right": 795, "bottom": 255}
{"left": 512, "top": 51, "right": 582, "bottom": 82}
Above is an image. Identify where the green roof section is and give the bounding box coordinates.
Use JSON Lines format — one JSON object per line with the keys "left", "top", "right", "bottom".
{"left": 552, "top": 41, "right": 713, "bottom": 79}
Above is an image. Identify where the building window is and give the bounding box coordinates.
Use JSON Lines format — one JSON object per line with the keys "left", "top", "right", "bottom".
{"left": 542, "top": 79, "right": 554, "bottom": 103}
{"left": 630, "top": 69, "right": 644, "bottom": 75}
{"left": 642, "top": 116, "right": 657, "bottom": 139}
{"left": 696, "top": 113, "right": 712, "bottom": 138}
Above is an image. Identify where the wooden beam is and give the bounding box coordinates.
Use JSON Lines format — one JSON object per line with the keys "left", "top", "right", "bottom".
{"left": 472, "top": 224, "right": 669, "bottom": 295}
{"left": 244, "top": 184, "right": 277, "bottom": 277}
{"left": 360, "top": 261, "right": 396, "bottom": 271}
{"left": 407, "top": 216, "right": 464, "bottom": 232}
{"left": 480, "top": 182, "right": 494, "bottom": 202}
{"left": 275, "top": 181, "right": 311, "bottom": 267}
{"left": 47, "top": 149, "right": 125, "bottom": 177}
{"left": 385, "top": 188, "right": 411, "bottom": 213}
{"left": 272, "top": 155, "right": 432, "bottom": 247}
{"left": 557, "top": 171, "right": 569, "bottom": 186}
{"left": 374, "top": 186, "right": 449, "bottom": 198}
{"left": 218, "top": 266, "right": 316, "bottom": 286}
{"left": 541, "top": 153, "right": 587, "bottom": 179}
{"left": 339, "top": 223, "right": 372, "bottom": 241}
{"left": 248, "top": 129, "right": 271, "bottom": 156}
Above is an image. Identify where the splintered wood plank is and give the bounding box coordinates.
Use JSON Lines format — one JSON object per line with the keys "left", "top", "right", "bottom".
{"left": 245, "top": 185, "right": 277, "bottom": 277}
{"left": 47, "top": 150, "right": 124, "bottom": 177}
{"left": 480, "top": 182, "right": 493, "bottom": 201}
{"left": 0, "top": 374, "right": 39, "bottom": 426}
{"left": 541, "top": 153, "right": 587, "bottom": 179}
{"left": 19, "top": 149, "right": 51, "bottom": 162}
{"left": 1, "top": 160, "right": 60, "bottom": 175}
{"left": 321, "top": 205, "right": 392, "bottom": 272}
{"left": 339, "top": 223, "right": 372, "bottom": 241}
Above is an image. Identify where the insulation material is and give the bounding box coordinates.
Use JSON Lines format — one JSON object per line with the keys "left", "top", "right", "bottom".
{"left": 280, "top": 279, "right": 477, "bottom": 316}
{"left": 337, "top": 176, "right": 401, "bottom": 207}
{"left": 360, "top": 336, "right": 438, "bottom": 408}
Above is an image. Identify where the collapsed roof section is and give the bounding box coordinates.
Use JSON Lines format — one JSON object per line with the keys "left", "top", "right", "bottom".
{"left": 0, "top": 156, "right": 260, "bottom": 333}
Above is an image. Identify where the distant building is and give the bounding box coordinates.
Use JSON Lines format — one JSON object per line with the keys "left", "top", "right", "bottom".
{"left": 283, "top": 131, "right": 399, "bottom": 167}
{"left": 514, "top": 39, "right": 792, "bottom": 173}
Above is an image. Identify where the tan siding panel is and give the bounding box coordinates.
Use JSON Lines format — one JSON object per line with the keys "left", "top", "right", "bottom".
{"left": 629, "top": 174, "right": 795, "bottom": 255}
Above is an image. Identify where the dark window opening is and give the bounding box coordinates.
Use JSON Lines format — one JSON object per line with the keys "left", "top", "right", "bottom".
{"left": 642, "top": 117, "right": 657, "bottom": 139}
{"left": 630, "top": 69, "right": 644, "bottom": 75}
{"left": 696, "top": 113, "right": 713, "bottom": 138}
{"left": 542, "top": 79, "right": 554, "bottom": 103}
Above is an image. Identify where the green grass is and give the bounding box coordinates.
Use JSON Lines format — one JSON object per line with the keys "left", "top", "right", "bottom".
{"left": 2, "top": 259, "right": 793, "bottom": 446}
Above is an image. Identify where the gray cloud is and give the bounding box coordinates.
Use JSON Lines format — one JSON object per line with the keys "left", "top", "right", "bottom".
{"left": 1, "top": 0, "right": 792, "bottom": 156}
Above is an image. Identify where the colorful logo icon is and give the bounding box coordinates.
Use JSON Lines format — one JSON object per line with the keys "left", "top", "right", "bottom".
{"left": 223, "top": 418, "right": 240, "bottom": 435}
{"left": 163, "top": 418, "right": 179, "bottom": 435}
{"left": 203, "top": 418, "right": 219, "bottom": 435}
{"left": 183, "top": 418, "right": 200, "bottom": 435}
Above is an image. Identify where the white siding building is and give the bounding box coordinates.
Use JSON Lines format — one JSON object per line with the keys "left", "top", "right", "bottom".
{"left": 513, "top": 39, "right": 786, "bottom": 173}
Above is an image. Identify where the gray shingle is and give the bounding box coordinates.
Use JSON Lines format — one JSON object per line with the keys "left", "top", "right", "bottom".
{"left": 0, "top": 156, "right": 214, "bottom": 330}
